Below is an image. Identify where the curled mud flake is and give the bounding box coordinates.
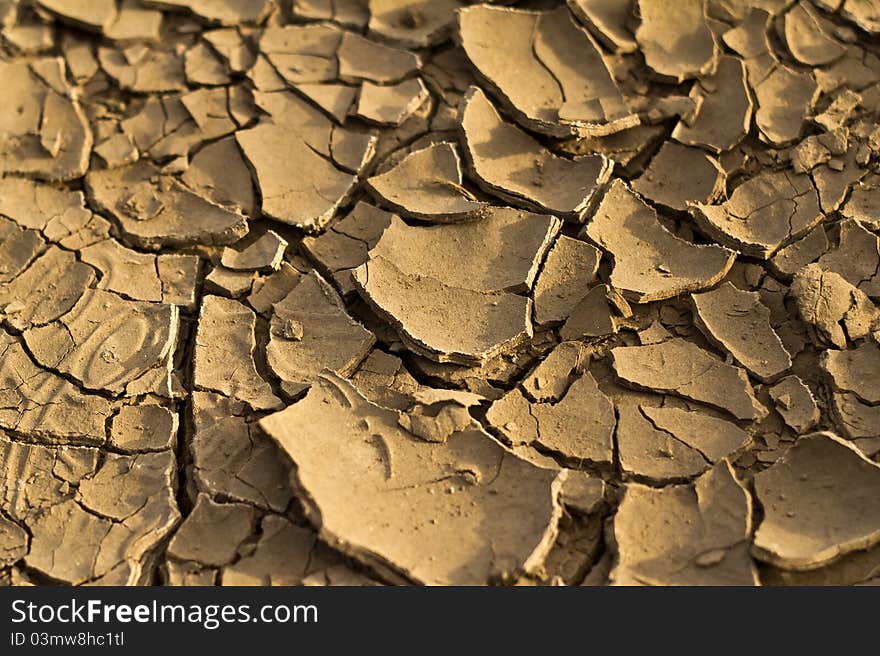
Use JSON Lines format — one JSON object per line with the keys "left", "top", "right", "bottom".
{"left": 639, "top": 405, "right": 751, "bottom": 463}
{"left": 631, "top": 142, "right": 726, "bottom": 212}
{"left": 292, "top": 82, "right": 359, "bottom": 124}
{"left": 267, "top": 271, "right": 375, "bottom": 398}
{"left": 157, "top": 254, "right": 200, "bottom": 310}
{"left": 585, "top": 180, "right": 735, "bottom": 303}
{"left": 691, "top": 282, "right": 792, "bottom": 382}
{"left": 145, "top": 0, "right": 273, "bottom": 25}
{"left": 181, "top": 137, "right": 257, "bottom": 215}
{"left": 184, "top": 42, "right": 230, "bottom": 86}
{"left": 248, "top": 263, "right": 304, "bottom": 315}
{"left": 487, "top": 371, "right": 615, "bottom": 469}
{"left": 769, "top": 376, "right": 820, "bottom": 434}
{"left": 459, "top": 87, "right": 612, "bottom": 219}
{"left": 259, "top": 23, "right": 341, "bottom": 85}
{"left": 204, "top": 28, "right": 255, "bottom": 74}
{"left": 610, "top": 461, "right": 758, "bottom": 585}
{"left": 103, "top": 0, "right": 163, "bottom": 42}
{"left": 567, "top": 0, "right": 637, "bottom": 53}
{"left": 821, "top": 341, "right": 880, "bottom": 405}
{"left": 354, "top": 255, "right": 532, "bottom": 365}
{"left": 121, "top": 87, "right": 244, "bottom": 162}
{"left": 4, "top": 8, "right": 56, "bottom": 54}
{"left": 338, "top": 30, "right": 421, "bottom": 84}
{"left": 532, "top": 236, "right": 601, "bottom": 326}
{"left": 301, "top": 202, "right": 394, "bottom": 297}
{"left": 353, "top": 210, "right": 558, "bottom": 365}
{"left": 768, "top": 226, "right": 828, "bottom": 280}
{"left": 520, "top": 341, "right": 587, "bottom": 404}
{"left": 194, "top": 295, "right": 281, "bottom": 411}
{"left": 221, "top": 231, "right": 288, "bottom": 273}
{"left": 37, "top": 0, "right": 117, "bottom": 31}
{"left": 784, "top": 1, "right": 846, "bottom": 66}
{"left": 260, "top": 373, "right": 565, "bottom": 585}
{"left": 634, "top": 0, "right": 718, "bottom": 82}
{"left": 235, "top": 103, "right": 373, "bottom": 232}
{"left": 0, "top": 59, "right": 92, "bottom": 181}
{"left": 721, "top": 8, "right": 778, "bottom": 82}
{"left": 615, "top": 402, "right": 709, "bottom": 484}
{"left": 369, "top": 0, "right": 462, "bottom": 48}
{"left": 98, "top": 44, "right": 187, "bottom": 93}
{"left": 86, "top": 160, "right": 249, "bottom": 249}
{"left": 292, "top": 0, "right": 369, "bottom": 29}
{"left": 367, "top": 142, "right": 488, "bottom": 222}
{"left": 560, "top": 284, "right": 618, "bottom": 341}
{"left": 792, "top": 264, "right": 880, "bottom": 348}
{"left": 842, "top": 181, "right": 880, "bottom": 231}
{"left": 753, "top": 432, "right": 880, "bottom": 570}
{"left": 556, "top": 123, "right": 668, "bottom": 174}
{"left": 356, "top": 78, "right": 430, "bottom": 127}
{"left": 760, "top": 540, "right": 880, "bottom": 586}
{"left": 813, "top": 43, "right": 880, "bottom": 95}
{"left": 23, "top": 289, "right": 178, "bottom": 397}
{"left": 839, "top": 0, "right": 880, "bottom": 33}
{"left": 691, "top": 169, "right": 823, "bottom": 259}
{"left": 611, "top": 339, "right": 767, "bottom": 421}
{"left": 671, "top": 55, "right": 753, "bottom": 154}
{"left": 457, "top": 5, "right": 637, "bottom": 137}
{"left": 753, "top": 65, "right": 820, "bottom": 146}
{"left": 205, "top": 266, "right": 254, "bottom": 299}
{"left": 79, "top": 239, "right": 163, "bottom": 302}
{"left": 816, "top": 219, "right": 880, "bottom": 300}
{"left": 94, "top": 133, "right": 138, "bottom": 169}
{"left": 352, "top": 350, "right": 484, "bottom": 412}
{"left": 61, "top": 36, "right": 98, "bottom": 83}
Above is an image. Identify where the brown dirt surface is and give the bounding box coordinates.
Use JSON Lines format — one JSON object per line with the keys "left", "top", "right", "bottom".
{"left": 1, "top": 0, "right": 880, "bottom": 587}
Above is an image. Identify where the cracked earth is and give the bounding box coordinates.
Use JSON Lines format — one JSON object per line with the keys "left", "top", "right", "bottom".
{"left": 1, "top": 0, "right": 880, "bottom": 586}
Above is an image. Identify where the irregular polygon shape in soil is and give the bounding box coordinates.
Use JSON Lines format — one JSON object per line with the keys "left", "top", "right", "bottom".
{"left": 611, "top": 339, "right": 767, "bottom": 421}
{"left": 353, "top": 210, "right": 559, "bottom": 364}
{"left": 260, "top": 373, "right": 565, "bottom": 585}
{"left": 457, "top": 5, "right": 637, "bottom": 137}
{"left": 585, "top": 180, "right": 735, "bottom": 303}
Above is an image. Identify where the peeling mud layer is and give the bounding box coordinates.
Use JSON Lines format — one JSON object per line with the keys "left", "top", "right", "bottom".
{"left": 1, "top": 0, "right": 880, "bottom": 588}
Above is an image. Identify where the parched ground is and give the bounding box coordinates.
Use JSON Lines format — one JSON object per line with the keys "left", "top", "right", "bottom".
{"left": 1, "top": 0, "right": 880, "bottom": 587}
